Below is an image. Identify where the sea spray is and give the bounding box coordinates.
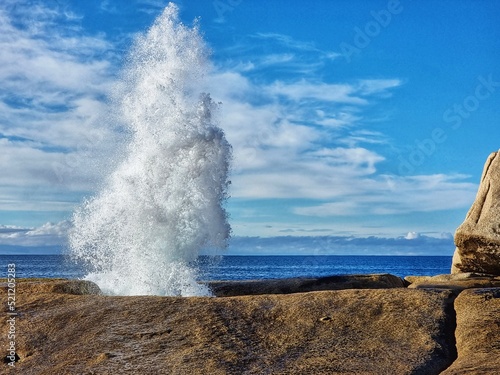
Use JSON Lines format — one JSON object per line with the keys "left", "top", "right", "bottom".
{"left": 69, "top": 4, "right": 231, "bottom": 296}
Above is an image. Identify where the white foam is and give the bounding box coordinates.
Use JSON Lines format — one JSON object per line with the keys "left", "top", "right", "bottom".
{"left": 69, "top": 4, "right": 231, "bottom": 296}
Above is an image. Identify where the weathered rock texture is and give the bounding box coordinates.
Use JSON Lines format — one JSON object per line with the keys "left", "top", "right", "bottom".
{"left": 407, "top": 273, "right": 500, "bottom": 293}
{"left": 452, "top": 150, "right": 500, "bottom": 275}
{"left": 1, "top": 278, "right": 102, "bottom": 295}
{"left": 1, "top": 279, "right": 456, "bottom": 375}
{"left": 441, "top": 288, "right": 500, "bottom": 374}
{"left": 206, "top": 273, "right": 405, "bottom": 297}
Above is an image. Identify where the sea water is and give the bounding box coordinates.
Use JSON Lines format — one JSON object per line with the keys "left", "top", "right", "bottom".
{"left": 1, "top": 255, "right": 452, "bottom": 281}
{"left": 68, "top": 4, "right": 231, "bottom": 296}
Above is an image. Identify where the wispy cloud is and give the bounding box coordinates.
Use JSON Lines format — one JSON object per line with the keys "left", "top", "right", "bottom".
{"left": 0, "top": 2, "right": 479, "bottom": 246}
{"left": 220, "top": 33, "right": 340, "bottom": 77}
{"left": 266, "top": 80, "right": 367, "bottom": 104}
{"left": 202, "top": 33, "right": 480, "bottom": 231}
{"left": 0, "top": 1, "right": 120, "bottom": 211}
{"left": 228, "top": 234, "right": 455, "bottom": 256}
{"left": 137, "top": 0, "right": 171, "bottom": 14}
{"left": 253, "top": 32, "right": 340, "bottom": 59}
{"left": 0, "top": 221, "right": 454, "bottom": 256}
{"left": 206, "top": 68, "right": 404, "bottom": 203}
{"left": 99, "top": 0, "right": 120, "bottom": 14}
{"left": 0, "top": 221, "right": 70, "bottom": 247}
{"left": 293, "top": 174, "right": 477, "bottom": 216}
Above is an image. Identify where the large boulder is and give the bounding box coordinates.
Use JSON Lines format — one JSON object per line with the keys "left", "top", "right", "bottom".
{"left": 1, "top": 280, "right": 456, "bottom": 375}
{"left": 452, "top": 150, "right": 500, "bottom": 275}
{"left": 441, "top": 288, "right": 500, "bottom": 374}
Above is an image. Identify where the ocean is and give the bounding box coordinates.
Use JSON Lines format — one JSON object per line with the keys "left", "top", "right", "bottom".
{"left": 0, "top": 255, "right": 452, "bottom": 281}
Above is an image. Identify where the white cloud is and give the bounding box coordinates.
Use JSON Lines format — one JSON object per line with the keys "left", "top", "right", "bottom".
{"left": 210, "top": 36, "right": 404, "bottom": 185}
{"left": 253, "top": 33, "right": 340, "bottom": 59}
{"left": 316, "top": 111, "right": 362, "bottom": 128}
{"left": 206, "top": 65, "right": 476, "bottom": 219}
{"left": 227, "top": 234, "right": 455, "bottom": 256}
{"left": 357, "top": 79, "right": 403, "bottom": 95}
{"left": 261, "top": 53, "right": 296, "bottom": 66}
{"left": 206, "top": 33, "right": 407, "bottom": 209}
{"left": 0, "top": 3, "right": 479, "bottom": 247}
{"left": 405, "top": 231, "right": 420, "bottom": 240}
{"left": 100, "top": 0, "right": 120, "bottom": 14}
{"left": 0, "top": 2, "right": 120, "bottom": 211}
{"left": 221, "top": 33, "right": 340, "bottom": 76}
{"left": 137, "top": 0, "right": 171, "bottom": 14}
{"left": 341, "top": 130, "right": 388, "bottom": 146}
{"left": 254, "top": 33, "right": 318, "bottom": 50}
{"left": 0, "top": 220, "right": 455, "bottom": 256}
{"left": 0, "top": 225, "right": 26, "bottom": 234}
{"left": 205, "top": 66, "right": 404, "bottom": 203}
{"left": 0, "top": 221, "right": 70, "bottom": 247}
{"left": 266, "top": 80, "right": 368, "bottom": 104}
{"left": 265, "top": 79, "right": 402, "bottom": 105}
{"left": 293, "top": 174, "right": 477, "bottom": 216}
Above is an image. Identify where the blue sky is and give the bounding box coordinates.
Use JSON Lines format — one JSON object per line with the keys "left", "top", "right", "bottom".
{"left": 0, "top": 0, "right": 499, "bottom": 255}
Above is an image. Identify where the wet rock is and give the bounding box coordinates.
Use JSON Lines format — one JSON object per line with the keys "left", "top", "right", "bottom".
{"left": 205, "top": 273, "right": 405, "bottom": 297}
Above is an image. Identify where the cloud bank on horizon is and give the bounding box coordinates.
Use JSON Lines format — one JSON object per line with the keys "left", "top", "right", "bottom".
{"left": 1, "top": 0, "right": 499, "bottom": 255}
{"left": 0, "top": 221, "right": 454, "bottom": 256}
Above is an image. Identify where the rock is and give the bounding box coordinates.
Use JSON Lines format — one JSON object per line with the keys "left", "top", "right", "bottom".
{"left": 408, "top": 273, "right": 500, "bottom": 292}
{"left": 206, "top": 273, "right": 405, "bottom": 297}
{"left": 0, "top": 278, "right": 102, "bottom": 295}
{"left": 404, "top": 275, "right": 432, "bottom": 285}
{"left": 452, "top": 150, "right": 500, "bottom": 275}
{"left": 0, "top": 280, "right": 456, "bottom": 374}
{"left": 441, "top": 288, "right": 500, "bottom": 374}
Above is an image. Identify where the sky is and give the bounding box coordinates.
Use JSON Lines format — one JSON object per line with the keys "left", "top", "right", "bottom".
{"left": 0, "top": 0, "right": 499, "bottom": 255}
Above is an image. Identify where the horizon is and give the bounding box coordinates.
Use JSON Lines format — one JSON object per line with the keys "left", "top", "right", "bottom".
{"left": 1, "top": 0, "right": 499, "bottom": 256}
{"left": 0, "top": 253, "right": 452, "bottom": 257}
{"left": 0, "top": 233, "right": 455, "bottom": 256}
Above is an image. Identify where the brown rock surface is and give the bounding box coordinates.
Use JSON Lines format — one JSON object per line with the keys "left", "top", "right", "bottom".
{"left": 407, "top": 273, "right": 500, "bottom": 292}
{"left": 404, "top": 275, "right": 432, "bottom": 285}
{"left": 1, "top": 278, "right": 102, "bottom": 295}
{"left": 452, "top": 150, "right": 500, "bottom": 275}
{"left": 1, "top": 279, "right": 456, "bottom": 375}
{"left": 441, "top": 288, "right": 500, "bottom": 375}
{"left": 206, "top": 273, "right": 405, "bottom": 297}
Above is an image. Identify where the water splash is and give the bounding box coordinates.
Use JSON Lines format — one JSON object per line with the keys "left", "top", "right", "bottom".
{"left": 69, "top": 4, "right": 231, "bottom": 296}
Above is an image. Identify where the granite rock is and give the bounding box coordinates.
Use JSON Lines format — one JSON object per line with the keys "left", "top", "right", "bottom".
{"left": 407, "top": 273, "right": 500, "bottom": 293}
{"left": 452, "top": 150, "right": 500, "bottom": 275}
{"left": 441, "top": 288, "right": 500, "bottom": 374}
{"left": 206, "top": 273, "right": 405, "bottom": 297}
{"left": 1, "top": 279, "right": 455, "bottom": 375}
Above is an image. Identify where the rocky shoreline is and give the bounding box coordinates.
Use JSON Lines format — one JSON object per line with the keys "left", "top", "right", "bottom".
{"left": 1, "top": 276, "right": 500, "bottom": 374}
{"left": 3, "top": 150, "right": 500, "bottom": 374}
